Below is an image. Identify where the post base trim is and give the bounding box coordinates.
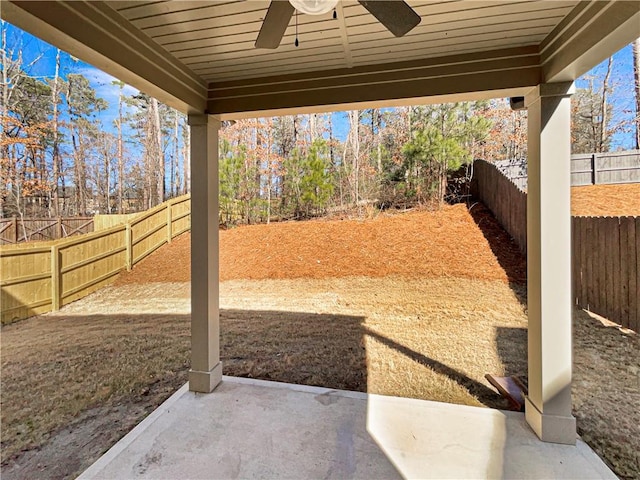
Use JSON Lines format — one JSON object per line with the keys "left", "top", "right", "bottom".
{"left": 525, "top": 396, "right": 576, "bottom": 445}
{"left": 189, "top": 362, "right": 223, "bottom": 393}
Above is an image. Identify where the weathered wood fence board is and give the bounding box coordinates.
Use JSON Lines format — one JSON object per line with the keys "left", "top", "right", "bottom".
{"left": 1, "top": 195, "right": 191, "bottom": 324}
{"left": 494, "top": 150, "right": 640, "bottom": 189}
{"left": 572, "top": 216, "right": 639, "bottom": 332}
{"left": 93, "top": 213, "right": 139, "bottom": 231}
{"left": 473, "top": 160, "right": 639, "bottom": 331}
{"left": 471, "top": 160, "right": 527, "bottom": 254}
{"left": 0, "top": 247, "right": 52, "bottom": 321}
{"left": 0, "top": 217, "right": 94, "bottom": 244}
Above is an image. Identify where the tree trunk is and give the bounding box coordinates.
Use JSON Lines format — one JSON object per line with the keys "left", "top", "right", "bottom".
{"left": 104, "top": 136, "right": 111, "bottom": 213}
{"left": 50, "top": 48, "right": 61, "bottom": 217}
{"left": 116, "top": 82, "right": 124, "bottom": 213}
{"left": 598, "top": 57, "right": 613, "bottom": 152}
{"left": 266, "top": 123, "right": 272, "bottom": 224}
{"left": 633, "top": 38, "right": 640, "bottom": 150}
{"left": 182, "top": 120, "right": 190, "bottom": 194}
{"left": 151, "top": 98, "right": 164, "bottom": 204}
{"left": 348, "top": 110, "right": 360, "bottom": 204}
{"left": 0, "top": 24, "right": 8, "bottom": 217}
{"left": 173, "top": 110, "right": 180, "bottom": 198}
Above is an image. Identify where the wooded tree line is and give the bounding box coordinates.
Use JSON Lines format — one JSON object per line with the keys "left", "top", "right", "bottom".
{"left": 2, "top": 25, "right": 639, "bottom": 224}
{"left": 218, "top": 104, "right": 505, "bottom": 225}
{"left": 1, "top": 24, "right": 190, "bottom": 219}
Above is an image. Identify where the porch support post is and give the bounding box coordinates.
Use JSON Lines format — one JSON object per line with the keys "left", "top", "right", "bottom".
{"left": 524, "top": 82, "right": 576, "bottom": 445}
{"left": 188, "top": 114, "right": 222, "bottom": 393}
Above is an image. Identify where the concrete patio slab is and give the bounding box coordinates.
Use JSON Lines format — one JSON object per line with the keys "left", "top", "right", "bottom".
{"left": 78, "top": 376, "right": 615, "bottom": 480}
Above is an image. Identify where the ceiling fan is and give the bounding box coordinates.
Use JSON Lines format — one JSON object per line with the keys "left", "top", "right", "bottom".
{"left": 255, "top": 0, "right": 421, "bottom": 49}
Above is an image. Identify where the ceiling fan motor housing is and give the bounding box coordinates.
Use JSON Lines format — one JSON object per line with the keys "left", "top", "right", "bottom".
{"left": 289, "top": 0, "right": 339, "bottom": 15}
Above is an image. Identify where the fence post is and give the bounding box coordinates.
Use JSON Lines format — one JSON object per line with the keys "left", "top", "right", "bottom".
{"left": 167, "top": 200, "right": 173, "bottom": 243}
{"left": 57, "top": 217, "right": 63, "bottom": 239}
{"left": 125, "top": 223, "right": 132, "bottom": 271}
{"left": 51, "top": 245, "right": 60, "bottom": 311}
{"left": 591, "top": 153, "right": 597, "bottom": 185}
{"left": 13, "top": 217, "right": 17, "bottom": 243}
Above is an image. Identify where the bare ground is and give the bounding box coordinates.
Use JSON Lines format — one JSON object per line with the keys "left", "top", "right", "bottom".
{"left": 1, "top": 203, "right": 638, "bottom": 479}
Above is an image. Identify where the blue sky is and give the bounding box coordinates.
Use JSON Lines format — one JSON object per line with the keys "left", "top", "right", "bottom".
{"left": 3, "top": 21, "right": 637, "bottom": 149}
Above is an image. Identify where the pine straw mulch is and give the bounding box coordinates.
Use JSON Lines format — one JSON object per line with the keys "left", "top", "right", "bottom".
{"left": 116, "top": 202, "right": 526, "bottom": 286}
{"left": 571, "top": 183, "right": 640, "bottom": 217}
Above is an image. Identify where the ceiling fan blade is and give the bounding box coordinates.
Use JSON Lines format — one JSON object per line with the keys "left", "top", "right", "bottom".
{"left": 358, "top": 1, "right": 421, "bottom": 37}
{"left": 255, "top": 1, "right": 295, "bottom": 49}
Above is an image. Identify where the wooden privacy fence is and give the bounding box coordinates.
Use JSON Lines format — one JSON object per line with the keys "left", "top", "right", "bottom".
{"left": 494, "top": 149, "right": 640, "bottom": 190}
{"left": 573, "top": 216, "right": 639, "bottom": 332}
{"left": 472, "top": 159, "right": 639, "bottom": 331}
{"left": 0, "top": 217, "right": 94, "bottom": 244}
{"left": 0, "top": 195, "right": 190, "bottom": 324}
{"left": 471, "top": 160, "right": 527, "bottom": 254}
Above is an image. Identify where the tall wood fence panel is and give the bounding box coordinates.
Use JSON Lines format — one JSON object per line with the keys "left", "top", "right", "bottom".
{"left": 0, "top": 217, "right": 94, "bottom": 244}
{"left": 93, "top": 213, "right": 139, "bottom": 231}
{"left": 573, "top": 216, "right": 639, "bottom": 332}
{"left": 571, "top": 152, "right": 640, "bottom": 186}
{"left": 58, "top": 226, "right": 127, "bottom": 308}
{"left": 471, "top": 160, "right": 527, "bottom": 253}
{"left": 473, "top": 160, "right": 639, "bottom": 331}
{"left": 1, "top": 246, "right": 53, "bottom": 321}
{"left": 1, "top": 195, "right": 191, "bottom": 324}
{"left": 170, "top": 196, "right": 191, "bottom": 238}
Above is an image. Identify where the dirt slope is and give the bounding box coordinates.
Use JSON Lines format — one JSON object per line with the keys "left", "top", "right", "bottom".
{"left": 572, "top": 183, "right": 640, "bottom": 217}
{"left": 117, "top": 203, "right": 526, "bottom": 285}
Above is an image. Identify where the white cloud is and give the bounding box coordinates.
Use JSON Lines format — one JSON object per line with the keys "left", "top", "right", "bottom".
{"left": 74, "top": 66, "right": 139, "bottom": 103}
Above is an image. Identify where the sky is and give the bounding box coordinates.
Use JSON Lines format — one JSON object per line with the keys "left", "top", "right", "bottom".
{"left": 2, "top": 21, "right": 638, "bottom": 149}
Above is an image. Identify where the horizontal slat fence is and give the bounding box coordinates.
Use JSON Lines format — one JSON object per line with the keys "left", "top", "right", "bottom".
{"left": 1, "top": 195, "right": 190, "bottom": 324}
{"left": 571, "top": 151, "right": 640, "bottom": 186}
{"left": 493, "top": 150, "right": 640, "bottom": 189}
{"left": 93, "top": 213, "right": 139, "bottom": 231}
{"left": 473, "top": 160, "right": 639, "bottom": 331}
{"left": 0, "top": 217, "right": 94, "bottom": 244}
{"left": 0, "top": 246, "right": 53, "bottom": 321}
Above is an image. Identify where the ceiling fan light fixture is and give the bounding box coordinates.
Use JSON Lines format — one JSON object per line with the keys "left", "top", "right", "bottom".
{"left": 289, "top": 0, "right": 338, "bottom": 15}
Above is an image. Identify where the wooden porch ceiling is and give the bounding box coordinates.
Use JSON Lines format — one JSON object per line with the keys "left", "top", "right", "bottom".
{"left": 108, "top": 0, "right": 578, "bottom": 83}
{"left": 2, "top": 1, "right": 639, "bottom": 118}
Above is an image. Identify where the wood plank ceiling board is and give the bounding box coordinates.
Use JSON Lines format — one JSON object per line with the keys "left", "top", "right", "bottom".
{"left": 102, "top": 0, "right": 582, "bottom": 84}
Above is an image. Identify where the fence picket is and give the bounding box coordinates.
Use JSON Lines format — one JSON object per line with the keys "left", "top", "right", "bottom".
{"left": 618, "top": 217, "right": 629, "bottom": 325}
{"left": 612, "top": 218, "right": 621, "bottom": 323}
{"left": 597, "top": 218, "right": 608, "bottom": 318}
{"left": 576, "top": 217, "right": 593, "bottom": 307}
{"left": 571, "top": 217, "right": 582, "bottom": 305}
{"left": 635, "top": 219, "right": 640, "bottom": 331}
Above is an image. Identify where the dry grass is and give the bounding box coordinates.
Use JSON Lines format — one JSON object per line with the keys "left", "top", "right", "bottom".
{"left": 572, "top": 183, "right": 640, "bottom": 216}
{"left": 1, "top": 277, "right": 526, "bottom": 471}
{"left": 219, "top": 277, "right": 528, "bottom": 407}
{"left": 0, "top": 309, "right": 191, "bottom": 467}
{"left": 573, "top": 309, "right": 640, "bottom": 479}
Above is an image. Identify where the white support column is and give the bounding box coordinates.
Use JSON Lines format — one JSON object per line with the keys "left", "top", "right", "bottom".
{"left": 524, "top": 82, "right": 576, "bottom": 445}
{"left": 188, "top": 114, "right": 222, "bottom": 393}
